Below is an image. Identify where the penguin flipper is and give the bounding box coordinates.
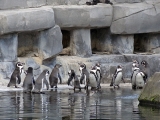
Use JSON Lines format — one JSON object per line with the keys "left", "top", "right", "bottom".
{"left": 44, "top": 79, "right": 49, "bottom": 90}
{"left": 17, "top": 75, "right": 21, "bottom": 84}
{"left": 58, "top": 73, "right": 62, "bottom": 84}
{"left": 32, "top": 77, "right": 35, "bottom": 85}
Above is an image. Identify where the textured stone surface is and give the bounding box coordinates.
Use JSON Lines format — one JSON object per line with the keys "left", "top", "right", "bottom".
{"left": 139, "top": 72, "right": 160, "bottom": 104}
{"left": 52, "top": 4, "right": 112, "bottom": 28}
{"left": 56, "top": 54, "right": 160, "bottom": 83}
{"left": 18, "top": 32, "right": 39, "bottom": 57}
{"left": 47, "top": 0, "right": 92, "bottom": 5}
{"left": 38, "top": 25, "right": 63, "bottom": 60}
{"left": 0, "top": 34, "right": 17, "bottom": 62}
{"left": 0, "top": 7, "right": 55, "bottom": 35}
{"left": 0, "top": 0, "right": 46, "bottom": 10}
{"left": 112, "top": 35, "right": 134, "bottom": 54}
{"left": 111, "top": 3, "right": 160, "bottom": 34}
{"left": 70, "top": 29, "right": 92, "bottom": 57}
{"left": 91, "top": 28, "right": 113, "bottom": 53}
{"left": 112, "top": 0, "right": 143, "bottom": 3}
{"left": 134, "top": 33, "right": 160, "bottom": 53}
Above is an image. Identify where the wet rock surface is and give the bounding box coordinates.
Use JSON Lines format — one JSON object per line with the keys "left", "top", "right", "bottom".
{"left": 139, "top": 72, "right": 160, "bottom": 106}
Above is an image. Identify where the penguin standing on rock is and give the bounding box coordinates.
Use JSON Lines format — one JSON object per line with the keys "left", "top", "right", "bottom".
{"left": 135, "top": 71, "right": 146, "bottom": 89}
{"left": 7, "top": 62, "right": 25, "bottom": 88}
{"left": 95, "top": 63, "right": 102, "bottom": 89}
{"left": 32, "top": 69, "right": 49, "bottom": 94}
{"left": 141, "top": 60, "right": 149, "bottom": 83}
{"left": 23, "top": 67, "right": 35, "bottom": 93}
{"left": 68, "top": 69, "right": 81, "bottom": 91}
{"left": 131, "top": 65, "right": 140, "bottom": 89}
{"left": 49, "top": 64, "right": 62, "bottom": 89}
{"left": 78, "top": 63, "right": 90, "bottom": 90}
{"left": 110, "top": 65, "right": 125, "bottom": 88}
{"left": 89, "top": 66, "right": 99, "bottom": 90}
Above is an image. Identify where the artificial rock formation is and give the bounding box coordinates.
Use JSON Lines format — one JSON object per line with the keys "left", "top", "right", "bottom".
{"left": 0, "top": 0, "right": 160, "bottom": 85}
{"left": 139, "top": 72, "right": 160, "bottom": 106}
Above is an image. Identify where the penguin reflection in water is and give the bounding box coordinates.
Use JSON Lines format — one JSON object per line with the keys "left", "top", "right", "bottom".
{"left": 7, "top": 62, "right": 25, "bottom": 88}
{"left": 32, "top": 69, "right": 49, "bottom": 94}
{"left": 110, "top": 65, "right": 125, "bottom": 88}
{"left": 67, "top": 69, "right": 81, "bottom": 91}
{"left": 49, "top": 64, "right": 62, "bottom": 89}
{"left": 23, "top": 67, "right": 35, "bottom": 93}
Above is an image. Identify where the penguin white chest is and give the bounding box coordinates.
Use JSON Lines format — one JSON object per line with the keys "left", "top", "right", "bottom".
{"left": 132, "top": 71, "right": 139, "bottom": 85}
{"left": 114, "top": 72, "right": 122, "bottom": 85}
{"left": 135, "top": 73, "right": 145, "bottom": 87}
{"left": 89, "top": 74, "right": 97, "bottom": 87}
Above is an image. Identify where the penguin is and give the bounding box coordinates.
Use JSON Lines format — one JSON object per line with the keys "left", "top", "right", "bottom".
{"left": 89, "top": 66, "right": 99, "bottom": 90}
{"left": 95, "top": 63, "right": 102, "bottom": 89}
{"left": 22, "top": 67, "right": 35, "bottom": 93}
{"left": 49, "top": 64, "right": 62, "bottom": 89}
{"left": 7, "top": 62, "right": 25, "bottom": 88}
{"left": 86, "top": 0, "right": 113, "bottom": 5}
{"left": 135, "top": 71, "right": 146, "bottom": 89}
{"left": 132, "top": 60, "right": 139, "bottom": 72}
{"left": 67, "top": 69, "right": 81, "bottom": 91}
{"left": 131, "top": 65, "right": 140, "bottom": 89}
{"left": 32, "top": 69, "right": 49, "bottom": 93}
{"left": 141, "top": 60, "right": 149, "bottom": 83}
{"left": 78, "top": 63, "right": 90, "bottom": 90}
{"left": 110, "top": 65, "right": 125, "bottom": 88}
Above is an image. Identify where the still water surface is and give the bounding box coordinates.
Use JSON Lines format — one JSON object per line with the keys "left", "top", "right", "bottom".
{"left": 0, "top": 86, "right": 160, "bottom": 120}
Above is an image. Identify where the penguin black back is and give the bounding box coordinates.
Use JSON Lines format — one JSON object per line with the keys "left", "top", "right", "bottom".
{"left": 33, "top": 69, "right": 49, "bottom": 93}
{"left": 7, "top": 62, "right": 25, "bottom": 88}
{"left": 23, "top": 67, "right": 35, "bottom": 93}
{"left": 49, "top": 64, "right": 62, "bottom": 89}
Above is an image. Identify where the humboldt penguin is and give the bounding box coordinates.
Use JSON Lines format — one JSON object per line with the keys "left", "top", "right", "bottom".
{"left": 78, "top": 63, "right": 90, "bottom": 90}
{"left": 89, "top": 66, "right": 99, "bottom": 90}
{"left": 7, "top": 62, "right": 25, "bottom": 88}
{"left": 32, "top": 69, "right": 49, "bottom": 93}
{"left": 131, "top": 65, "right": 140, "bottom": 89}
{"left": 68, "top": 69, "right": 81, "bottom": 91}
{"left": 132, "top": 60, "right": 139, "bottom": 72}
{"left": 49, "top": 64, "right": 62, "bottom": 89}
{"left": 95, "top": 63, "right": 102, "bottom": 89}
{"left": 23, "top": 67, "right": 35, "bottom": 93}
{"left": 110, "top": 65, "right": 125, "bottom": 88}
{"left": 141, "top": 60, "right": 149, "bottom": 83}
{"left": 135, "top": 71, "right": 146, "bottom": 89}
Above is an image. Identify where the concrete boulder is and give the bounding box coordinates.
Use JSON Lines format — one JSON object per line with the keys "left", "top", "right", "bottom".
{"left": 0, "top": 7, "right": 55, "bottom": 35}
{"left": 38, "top": 25, "right": 63, "bottom": 60}
{"left": 70, "top": 29, "right": 92, "bottom": 57}
{"left": 0, "top": 0, "right": 46, "bottom": 10}
{"left": 0, "top": 34, "right": 17, "bottom": 62}
{"left": 139, "top": 72, "right": 160, "bottom": 106}
{"left": 52, "top": 4, "right": 112, "bottom": 28}
{"left": 111, "top": 3, "right": 160, "bottom": 34}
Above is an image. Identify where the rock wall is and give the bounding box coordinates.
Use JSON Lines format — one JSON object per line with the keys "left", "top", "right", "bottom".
{"left": 0, "top": 0, "right": 160, "bottom": 85}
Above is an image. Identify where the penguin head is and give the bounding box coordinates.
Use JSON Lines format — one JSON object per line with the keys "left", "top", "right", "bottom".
{"left": 90, "top": 66, "right": 97, "bottom": 74}
{"left": 27, "top": 67, "right": 33, "bottom": 73}
{"left": 55, "top": 64, "right": 62, "bottom": 69}
{"left": 141, "top": 60, "right": 147, "bottom": 67}
{"left": 43, "top": 69, "right": 49, "bottom": 76}
{"left": 132, "top": 59, "right": 139, "bottom": 67}
{"left": 78, "top": 63, "right": 86, "bottom": 72}
{"left": 16, "top": 62, "right": 25, "bottom": 69}
{"left": 95, "top": 63, "right": 101, "bottom": 71}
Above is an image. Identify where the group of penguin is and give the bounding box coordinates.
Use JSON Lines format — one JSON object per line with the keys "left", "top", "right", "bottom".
{"left": 7, "top": 59, "right": 148, "bottom": 93}
{"left": 7, "top": 62, "right": 62, "bottom": 93}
